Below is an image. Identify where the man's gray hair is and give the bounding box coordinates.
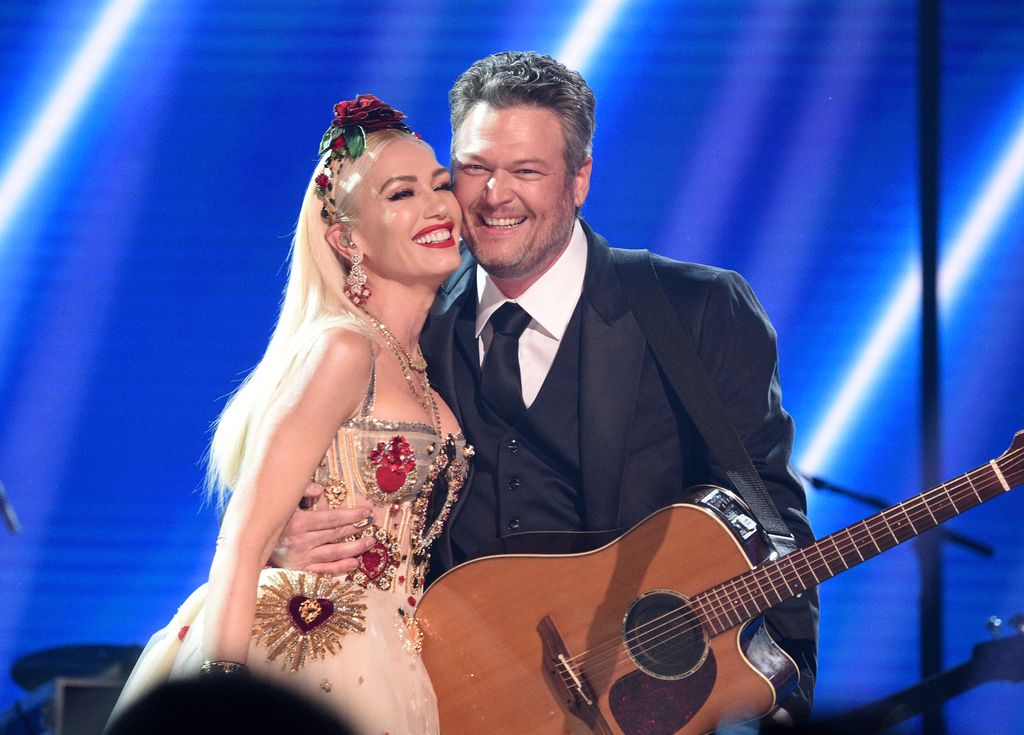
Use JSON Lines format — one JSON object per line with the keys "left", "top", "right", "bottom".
{"left": 449, "top": 51, "right": 596, "bottom": 175}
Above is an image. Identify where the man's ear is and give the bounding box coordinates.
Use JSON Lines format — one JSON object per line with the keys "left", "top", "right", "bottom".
{"left": 573, "top": 156, "right": 593, "bottom": 209}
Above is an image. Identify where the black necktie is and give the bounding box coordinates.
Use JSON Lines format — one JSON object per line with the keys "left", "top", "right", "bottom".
{"left": 480, "top": 302, "right": 533, "bottom": 425}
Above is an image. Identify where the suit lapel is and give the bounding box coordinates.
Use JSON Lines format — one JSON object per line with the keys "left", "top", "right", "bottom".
{"left": 421, "top": 248, "right": 477, "bottom": 573}
{"left": 578, "top": 223, "right": 647, "bottom": 531}
{"left": 421, "top": 246, "right": 476, "bottom": 427}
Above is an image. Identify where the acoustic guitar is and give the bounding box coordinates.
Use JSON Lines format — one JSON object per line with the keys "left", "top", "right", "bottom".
{"left": 415, "top": 431, "right": 1024, "bottom": 734}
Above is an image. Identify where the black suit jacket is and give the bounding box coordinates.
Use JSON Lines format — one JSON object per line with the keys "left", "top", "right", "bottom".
{"left": 421, "top": 220, "right": 819, "bottom": 719}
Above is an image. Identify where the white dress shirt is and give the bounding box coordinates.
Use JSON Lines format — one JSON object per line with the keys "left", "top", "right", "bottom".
{"left": 475, "top": 220, "right": 588, "bottom": 408}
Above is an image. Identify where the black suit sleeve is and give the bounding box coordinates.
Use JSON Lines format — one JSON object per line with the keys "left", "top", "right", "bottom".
{"left": 669, "top": 264, "right": 820, "bottom": 722}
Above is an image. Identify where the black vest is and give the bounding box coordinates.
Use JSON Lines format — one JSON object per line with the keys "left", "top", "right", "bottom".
{"left": 448, "top": 294, "right": 586, "bottom": 567}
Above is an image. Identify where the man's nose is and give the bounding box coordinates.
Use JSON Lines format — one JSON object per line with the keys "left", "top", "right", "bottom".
{"left": 483, "top": 170, "right": 513, "bottom": 205}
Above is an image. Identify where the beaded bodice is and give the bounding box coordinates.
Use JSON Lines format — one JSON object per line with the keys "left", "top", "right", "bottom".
{"left": 312, "top": 354, "right": 471, "bottom": 608}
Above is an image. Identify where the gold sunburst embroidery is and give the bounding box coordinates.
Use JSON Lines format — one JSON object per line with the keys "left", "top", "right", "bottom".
{"left": 253, "top": 571, "right": 367, "bottom": 672}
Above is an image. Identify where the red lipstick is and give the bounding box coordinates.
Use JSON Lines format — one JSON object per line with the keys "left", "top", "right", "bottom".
{"left": 413, "top": 221, "right": 456, "bottom": 248}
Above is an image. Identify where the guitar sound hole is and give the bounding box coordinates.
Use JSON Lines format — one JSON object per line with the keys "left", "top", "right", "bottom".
{"left": 622, "top": 590, "right": 708, "bottom": 681}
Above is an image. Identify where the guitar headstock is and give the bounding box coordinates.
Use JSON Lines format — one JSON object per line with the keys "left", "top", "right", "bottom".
{"left": 996, "top": 431, "right": 1024, "bottom": 488}
{"left": 971, "top": 615, "right": 1024, "bottom": 683}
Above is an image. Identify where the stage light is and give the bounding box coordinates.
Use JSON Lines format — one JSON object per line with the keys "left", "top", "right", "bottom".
{"left": 0, "top": 0, "right": 148, "bottom": 247}
{"left": 798, "top": 256, "right": 921, "bottom": 475}
{"left": 555, "top": 0, "right": 632, "bottom": 75}
{"left": 799, "top": 107, "right": 1024, "bottom": 476}
{"left": 939, "top": 109, "right": 1024, "bottom": 308}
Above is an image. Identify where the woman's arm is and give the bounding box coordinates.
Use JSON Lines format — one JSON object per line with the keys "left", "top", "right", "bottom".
{"left": 202, "top": 330, "right": 372, "bottom": 666}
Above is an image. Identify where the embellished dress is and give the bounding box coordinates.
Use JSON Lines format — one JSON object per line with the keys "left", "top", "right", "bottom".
{"left": 112, "top": 359, "right": 471, "bottom": 734}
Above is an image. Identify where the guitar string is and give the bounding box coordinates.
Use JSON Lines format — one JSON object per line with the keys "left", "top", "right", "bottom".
{"left": 699, "top": 448, "right": 1024, "bottom": 628}
{"left": 556, "top": 449, "right": 1024, "bottom": 686}
{"left": 559, "top": 448, "right": 1024, "bottom": 683}
{"left": 552, "top": 448, "right": 1024, "bottom": 688}
{"left": 556, "top": 448, "right": 1024, "bottom": 687}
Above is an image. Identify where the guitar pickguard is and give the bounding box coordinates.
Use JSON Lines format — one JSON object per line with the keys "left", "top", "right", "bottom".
{"left": 609, "top": 651, "right": 717, "bottom": 735}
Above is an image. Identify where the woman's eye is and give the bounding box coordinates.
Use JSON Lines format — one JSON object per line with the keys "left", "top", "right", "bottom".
{"left": 434, "top": 182, "right": 453, "bottom": 191}
{"left": 387, "top": 189, "right": 414, "bottom": 201}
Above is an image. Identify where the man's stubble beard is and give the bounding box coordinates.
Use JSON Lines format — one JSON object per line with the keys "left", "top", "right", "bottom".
{"left": 463, "top": 195, "right": 576, "bottom": 282}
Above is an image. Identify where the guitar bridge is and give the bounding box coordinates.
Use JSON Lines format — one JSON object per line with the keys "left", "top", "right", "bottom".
{"left": 558, "top": 653, "right": 593, "bottom": 705}
{"left": 538, "top": 615, "right": 612, "bottom": 734}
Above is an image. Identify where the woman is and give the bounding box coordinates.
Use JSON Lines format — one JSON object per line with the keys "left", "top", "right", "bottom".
{"left": 111, "top": 95, "right": 469, "bottom": 734}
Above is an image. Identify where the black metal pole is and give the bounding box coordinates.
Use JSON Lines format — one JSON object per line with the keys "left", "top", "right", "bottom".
{"left": 918, "top": 1, "right": 944, "bottom": 734}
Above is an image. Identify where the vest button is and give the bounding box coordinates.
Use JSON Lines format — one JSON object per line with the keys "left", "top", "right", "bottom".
{"left": 507, "top": 438, "right": 520, "bottom": 453}
{"left": 507, "top": 518, "right": 521, "bottom": 532}
{"left": 507, "top": 477, "right": 521, "bottom": 492}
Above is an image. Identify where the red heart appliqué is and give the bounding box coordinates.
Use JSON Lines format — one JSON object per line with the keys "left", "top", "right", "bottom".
{"left": 288, "top": 596, "right": 335, "bottom": 634}
{"left": 375, "top": 466, "right": 406, "bottom": 493}
{"left": 359, "top": 542, "right": 388, "bottom": 580}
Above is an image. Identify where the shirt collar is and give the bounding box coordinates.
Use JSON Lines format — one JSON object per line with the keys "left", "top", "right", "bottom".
{"left": 475, "top": 219, "right": 587, "bottom": 340}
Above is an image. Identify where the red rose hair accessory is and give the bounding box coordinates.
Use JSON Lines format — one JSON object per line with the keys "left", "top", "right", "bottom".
{"left": 315, "top": 94, "right": 415, "bottom": 223}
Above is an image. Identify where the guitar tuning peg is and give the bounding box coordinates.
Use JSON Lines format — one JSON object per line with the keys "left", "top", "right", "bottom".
{"left": 1009, "top": 614, "right": 1024, "bottom": 634}
{"left": 986, "top": 616, "right": 1003, "bottom": 638}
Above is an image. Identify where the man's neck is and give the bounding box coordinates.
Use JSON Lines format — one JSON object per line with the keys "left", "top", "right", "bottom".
{"left": 488, "top": 240, "right": 572, "bottom": 300}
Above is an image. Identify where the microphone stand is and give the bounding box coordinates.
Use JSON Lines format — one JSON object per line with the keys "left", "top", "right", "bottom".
{"left": 797, "top": 470, "right": 994, "bottom": 730}
{"left": 799, "top": 472, "right": 994, "bottom": 557}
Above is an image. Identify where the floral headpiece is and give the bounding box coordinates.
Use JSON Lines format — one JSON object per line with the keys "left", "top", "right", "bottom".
{"left": 315, "top": 94, "right": 416, "bottom": 223}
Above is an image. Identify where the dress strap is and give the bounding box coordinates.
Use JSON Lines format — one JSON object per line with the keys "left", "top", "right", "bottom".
{"left": 357, "top": 349, "right": 376, "bottom": 418}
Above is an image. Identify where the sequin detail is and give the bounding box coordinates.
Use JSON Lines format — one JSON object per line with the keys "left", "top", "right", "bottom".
{"left": 363, "top": 435, "right": 418, "bottom": 503}
{"left": 253, "top": 570, "right": 366, "bottom": 672}
{"left": 349, "top": 526, "right": 402, "bottom": 591}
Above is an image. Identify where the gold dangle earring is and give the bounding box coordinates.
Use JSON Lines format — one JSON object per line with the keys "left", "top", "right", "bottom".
{"left": 342, "top": 236, "right": 371, "bottom": 306}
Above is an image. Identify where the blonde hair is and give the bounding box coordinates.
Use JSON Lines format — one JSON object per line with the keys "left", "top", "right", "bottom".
{"left": 205, "top": 128, "right": 416, "bottom": 506}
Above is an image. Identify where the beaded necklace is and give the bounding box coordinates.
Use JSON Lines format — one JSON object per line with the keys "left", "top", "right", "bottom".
{"left": 362, "top": 310, "right": 440, "bottom": 436}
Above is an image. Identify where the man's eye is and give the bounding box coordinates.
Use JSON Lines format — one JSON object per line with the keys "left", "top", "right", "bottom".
{"left": 462, "top": 164, "right": 487, "bottom": 173}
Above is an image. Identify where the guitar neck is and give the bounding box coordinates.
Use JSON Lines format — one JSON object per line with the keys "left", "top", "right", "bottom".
{"left": 696, "top": 443, "right": 1024, "bottom": 636}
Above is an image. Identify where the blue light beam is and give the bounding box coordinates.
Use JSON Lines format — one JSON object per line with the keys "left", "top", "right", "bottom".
{"left": 0, "top": 0, "right": 149, "bottom": 247}
{"left": 555, "top": 0, "right": 632, "bottom": 76}
{"left": 799, "top": 107, "right": 1024, "bottom": 475}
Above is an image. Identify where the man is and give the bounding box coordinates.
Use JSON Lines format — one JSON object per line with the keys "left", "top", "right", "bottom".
{"left": 277, "top": 51, "right": 818, "bottom": 726}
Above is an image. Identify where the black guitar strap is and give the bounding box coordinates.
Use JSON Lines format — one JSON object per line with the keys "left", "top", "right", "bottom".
{"left": 611, "top": 249, "right": 794, "bottom": 543}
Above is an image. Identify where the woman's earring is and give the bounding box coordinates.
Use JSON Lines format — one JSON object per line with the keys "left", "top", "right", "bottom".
{"left": 344, "top": 251, "right": 371, "bottom": 306}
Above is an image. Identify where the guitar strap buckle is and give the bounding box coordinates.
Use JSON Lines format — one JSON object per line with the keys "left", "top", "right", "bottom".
{"left": 767, "top": 532, "right": 798, "bottom": 561}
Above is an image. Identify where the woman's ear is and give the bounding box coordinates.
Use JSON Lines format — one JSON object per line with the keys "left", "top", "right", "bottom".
{"left": 325, "top": 222, "right": 356, "bottom": 263}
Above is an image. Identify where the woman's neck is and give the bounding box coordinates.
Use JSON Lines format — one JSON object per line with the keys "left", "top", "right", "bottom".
{"left": 361, "top": 283, "right": 435, "bottom": 354}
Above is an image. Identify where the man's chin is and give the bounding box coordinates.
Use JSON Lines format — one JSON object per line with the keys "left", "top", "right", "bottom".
{"left": 472, "top": 258, "right": 530, "bottom": 281}
{"left": 463, "top": 236, "right": 526, "bottom": 274}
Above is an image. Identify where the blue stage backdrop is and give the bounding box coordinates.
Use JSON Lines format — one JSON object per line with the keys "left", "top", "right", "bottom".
{"left": 1, "top": 2, "right": 1022, "bottom": 733}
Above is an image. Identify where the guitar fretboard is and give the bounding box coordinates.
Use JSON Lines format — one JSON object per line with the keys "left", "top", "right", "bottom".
{"left": 693, "top": 445, "right": 1023, "bottom": 637}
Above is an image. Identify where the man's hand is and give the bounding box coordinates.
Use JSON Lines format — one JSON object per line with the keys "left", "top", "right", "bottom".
{"left": 269, "top": 482, "right": 375, "bottom": 575}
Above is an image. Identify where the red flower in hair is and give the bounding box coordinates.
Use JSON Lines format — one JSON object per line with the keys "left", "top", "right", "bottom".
{"left": 314, "top": 173, "right": 329, "bottom": 190}
{"left": 331, "top": 94, "right": 407, "bottom": 133}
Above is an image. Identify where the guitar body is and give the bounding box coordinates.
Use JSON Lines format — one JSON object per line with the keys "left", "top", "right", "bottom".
{"left": 417, "top": 487, "right": 798, "bottom": 734}
{"left": 417, "top": 433, "right": 1024, "bottom": 732}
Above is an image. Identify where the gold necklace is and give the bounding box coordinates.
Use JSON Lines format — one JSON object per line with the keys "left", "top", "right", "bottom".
{"left": 364, "top": 311, "right": 440, "bottom": 434}
{"left": 365, "top": 313, "right": 427, "bottom": 372}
